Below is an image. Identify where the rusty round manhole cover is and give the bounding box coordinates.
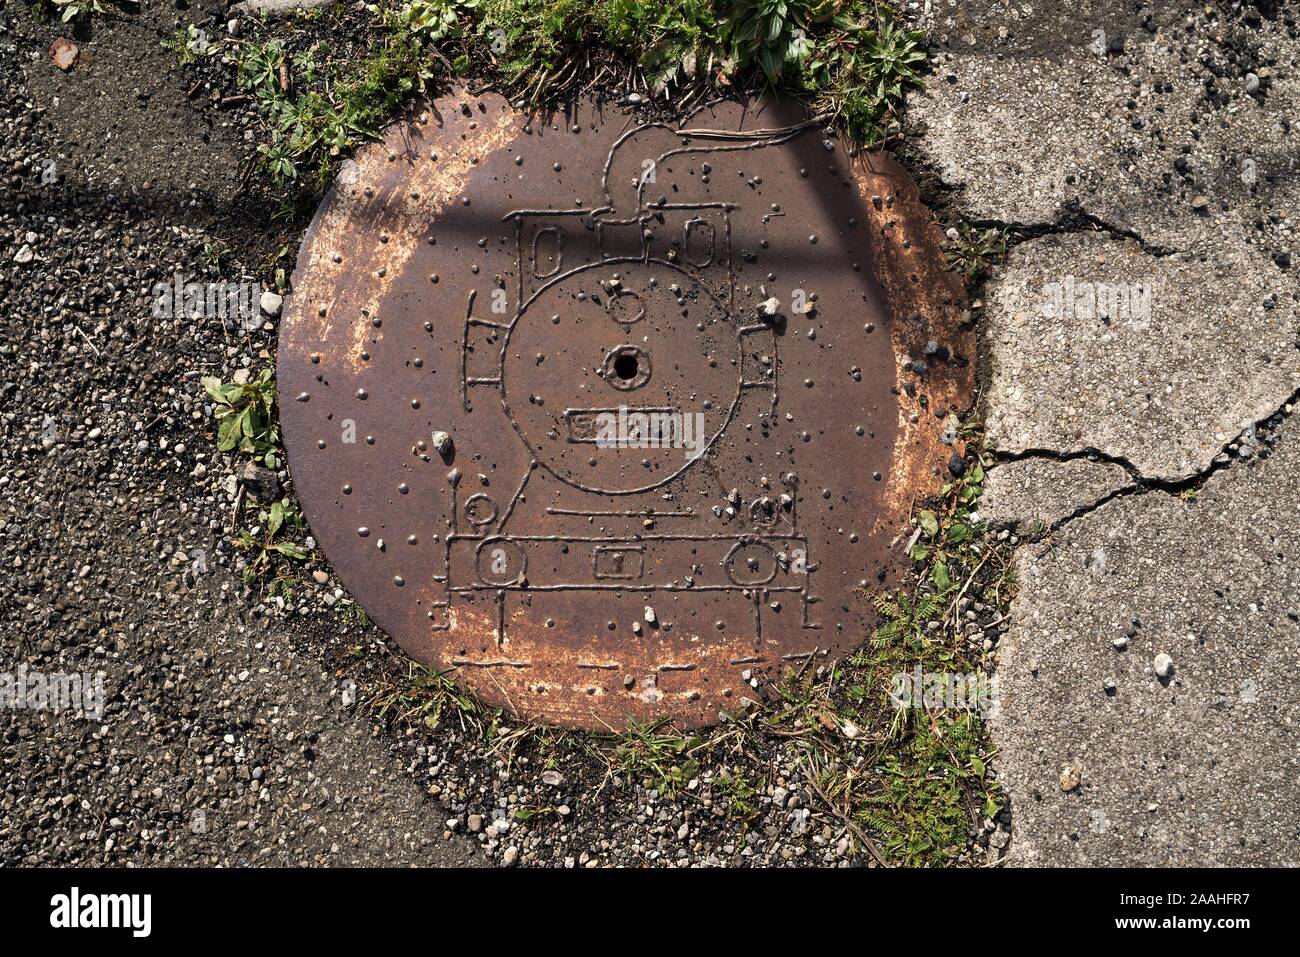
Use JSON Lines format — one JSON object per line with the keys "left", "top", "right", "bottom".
{"left": 279, "top": 90, "right": 973, "bottom": 729}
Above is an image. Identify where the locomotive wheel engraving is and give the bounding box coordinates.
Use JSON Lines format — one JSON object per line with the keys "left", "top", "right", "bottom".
{"left": 278, "top": 89, "right": 975, "bottom": 729}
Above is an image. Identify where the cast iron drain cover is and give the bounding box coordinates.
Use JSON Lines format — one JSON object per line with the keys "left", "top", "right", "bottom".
{"left": 279, "top": 90, "right": 974, "bottom": 729}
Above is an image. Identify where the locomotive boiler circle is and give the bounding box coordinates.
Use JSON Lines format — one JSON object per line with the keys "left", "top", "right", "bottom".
{"left": 501, "top": 259, "right": 744, "bottom": 496}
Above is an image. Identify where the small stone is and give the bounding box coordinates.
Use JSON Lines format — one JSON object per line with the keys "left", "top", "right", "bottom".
{"left": 643, "top": 605, "right": 657, "bottom": 625}
{"left": 1245, "top": 72, "right": 1260, "bottom": 94}
{"left": 757, "top": 296, "right": 782, "bottom": 318}
{"left": 259, "top": 291, "right": 284, "bottom": 317}
{"left": 50, "top": 38, "right": 78, "bottom": 71}
{"left": 239, "top": 461, "right": 280, "bottom": 502}
{"left": 1112, "top": 636, "right": 1129, "bottom": 651}
{"left": 503, "top": 846, "right": 519, "bottom": 866}
{"left": 541, "top": 770, "right": 563, "bottom": 787}
{"left": 1153, "top": 652, "right": 1174, "bottom": 679}
{"left": 467, "top": 814, "right": 484, "bottom": 832}
{"left": 13, "top": 244, "right": 34, "bottom": 264}
{"left": 1059, "top": 765, "right": 1082, "bottom": 792}
{"left": 312, "top": 570, "right": 329, "bottom": 584}
{"left": 431, "top": 431, "right": 453, "bottom": 456}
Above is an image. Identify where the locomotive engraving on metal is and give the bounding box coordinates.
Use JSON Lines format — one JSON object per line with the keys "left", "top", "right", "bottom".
{"left": 279, "top": 90, "right": 975, "bottom": 729}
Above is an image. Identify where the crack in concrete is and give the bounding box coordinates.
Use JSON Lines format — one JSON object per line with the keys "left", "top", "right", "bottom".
{"left": 904, "top": 147, "right": 1177, "bottom": 260}
{"left": 969, "top": 209, "right": 1177, "bottom": 258}
{"left": 992, "top": 382, "right": 1300, "bottom": 530}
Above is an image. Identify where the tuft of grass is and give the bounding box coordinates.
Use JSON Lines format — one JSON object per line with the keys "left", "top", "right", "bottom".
{"left": 843, "top": 440, "right": 1009, "bottom": 862}
{"left": 234, "top": 26, "right": 436, "bottom": 189}
{"left": 606, "top": 718, "right": 704, "bottom": 799}
{"left": 792, "top": 10, "right": 927, "bottom": 146}
{"left": 234, "top": 497, "right": 309, "bottom": 582}
{"left": 945, "top": 224, "right": 1009, "bottom": 284}
{"left": 474, "top": 0, "right": 717, "bottom": 97}
{"left": 857, "top": 713, "right": 998, "bottom": 865}
{"left": 202, "top": 368, "right": 281, "bottom": 468}
{"left": 468, "top": 0, "right": 926, "bottom": 144}
{"left": 369, "top": 662, "right": 497, "bottom": 733}
{"left": 229, "top": 1, "right": 928, "bottom": 190}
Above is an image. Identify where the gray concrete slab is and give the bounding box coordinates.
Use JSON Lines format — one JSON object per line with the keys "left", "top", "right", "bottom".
{"left": 992, "top": 414, "right": 1300, "bottom": 865}
{"left": 909, "top": 3, "right": 1300, "bottom": 260}
{"left": 982, "top": 457, "right": 1132, "bottom": 531}
{"left": 982, "top": 232, "right": 1299, "bottom": 480}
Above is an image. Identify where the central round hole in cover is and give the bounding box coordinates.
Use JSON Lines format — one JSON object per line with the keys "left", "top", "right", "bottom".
{"left": 613, "top": 352, "right": 639, "bottom": 381}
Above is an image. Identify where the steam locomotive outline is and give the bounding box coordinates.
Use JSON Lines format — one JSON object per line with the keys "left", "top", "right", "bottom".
{"left": 430, "top": 118, "right": 826, "bottom": 651}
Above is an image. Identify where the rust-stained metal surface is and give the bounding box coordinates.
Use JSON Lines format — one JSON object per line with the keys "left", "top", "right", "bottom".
{"left": 279, "top": 90, "right": 974, "bottom": 729}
